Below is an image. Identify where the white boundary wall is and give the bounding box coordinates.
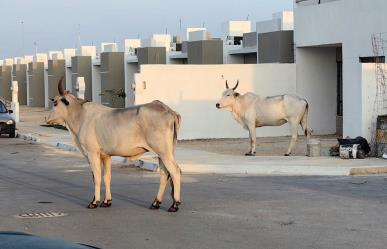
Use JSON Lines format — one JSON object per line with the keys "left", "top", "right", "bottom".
{"left": 135, "top": 64, "right": 296, "bottom": 140}
{"left": 361, "top": 63, "right": 387, "bottom": 141}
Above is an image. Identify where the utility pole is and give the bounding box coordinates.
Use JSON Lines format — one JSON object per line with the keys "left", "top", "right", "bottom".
{"left": 20, "top": 20, "right": 25, "bottom": 55}
{"left": 33, "top": 41, "right": 38, "bottom": 54}
{"left": 77, "top": 24, "right": 81, "bottom": 49}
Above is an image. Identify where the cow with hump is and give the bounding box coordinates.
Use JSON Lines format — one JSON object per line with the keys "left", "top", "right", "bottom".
{"left": 46, "top": 78, "right": 182, "bottom": 212}
{"left": 216, "top": 80, "right": 312, "bottom": 156}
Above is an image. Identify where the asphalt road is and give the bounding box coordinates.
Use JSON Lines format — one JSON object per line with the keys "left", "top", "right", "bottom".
{"left": 0, "top": 138, "right": 387, "bottom": 249}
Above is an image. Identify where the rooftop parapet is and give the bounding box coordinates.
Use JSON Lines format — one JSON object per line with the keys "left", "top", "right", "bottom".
{"left": 101, "top": 42, "right": 118, "bottom": 53}
{"left": 49, "top": 51, "right": 64, "bottom": 60}
{"left": 256, "top": 11, "right": 294, "bottom": 34}
{"left": 33, "top": 53, "right": 48, "bottom": 64}
{"left": 77, "top": 46, "right": 97, "bottom": 60}
{"left": 3, "top": 58, "right": 14, "bottom": 66}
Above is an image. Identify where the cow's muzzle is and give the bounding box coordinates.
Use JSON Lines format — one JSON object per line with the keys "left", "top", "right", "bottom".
{"left": 216, "top": 103, "right": 221, "bottom": 109}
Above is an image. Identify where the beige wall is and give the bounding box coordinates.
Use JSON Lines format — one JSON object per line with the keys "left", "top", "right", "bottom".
{"left": 135, "top": 64, "right": 296, "bottom": 140}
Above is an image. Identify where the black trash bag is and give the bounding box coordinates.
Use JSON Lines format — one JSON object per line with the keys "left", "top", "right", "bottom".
{"left": 338, "top": 136, "right": 371, "bottom": 157}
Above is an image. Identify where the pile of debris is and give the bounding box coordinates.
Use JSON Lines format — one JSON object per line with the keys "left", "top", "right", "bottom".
{"left": 0, "top": 97, "right": 11, "bottom": 108}
{"left": 330, "top": 137, "right": 371, "bottom": 159}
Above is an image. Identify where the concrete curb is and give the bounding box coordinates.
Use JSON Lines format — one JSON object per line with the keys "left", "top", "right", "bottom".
{"left": 17, "top": 132, "right": 159, "bottom": 172}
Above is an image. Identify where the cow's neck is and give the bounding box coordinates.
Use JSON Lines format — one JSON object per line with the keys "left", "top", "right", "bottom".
{"left": 64, "top": 104, "right": 83, "bottom": 135}
{"left": 231, "top": 98, "right": 243, "bottom": 121}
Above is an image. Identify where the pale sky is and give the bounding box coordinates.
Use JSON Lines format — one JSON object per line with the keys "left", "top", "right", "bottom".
{"left": 0, "top": 0, "right": 293, "bottom": 58}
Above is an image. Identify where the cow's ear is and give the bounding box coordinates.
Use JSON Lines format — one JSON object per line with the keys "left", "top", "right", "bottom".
{"left": 234, "top": 92, "right": 240, "bottom": 97}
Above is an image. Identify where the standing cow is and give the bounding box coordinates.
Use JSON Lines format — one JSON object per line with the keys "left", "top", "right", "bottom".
{"left": 216, "top": 80, "right": 312, "bottom": 156}
{"left": 46, "top": 78, "right": 182, "bottom": 212}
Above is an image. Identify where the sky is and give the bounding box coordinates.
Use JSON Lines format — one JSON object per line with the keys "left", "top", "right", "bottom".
{"left": 0, "top": 0, "right": 293, "bottom": 59}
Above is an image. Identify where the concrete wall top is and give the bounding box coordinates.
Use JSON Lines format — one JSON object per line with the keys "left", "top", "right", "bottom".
{"left": 3, "top": 58, "right": 13, "bottom": 66}
{"left": 124, "top": 39, "right": 141, "bottom": 53}
{"left": 63, "top": 49, "right": 76, "bottom": 65}
{"left": 221, "top": 21, "right": 252, "bottom": 38}
{"left": 24, "top": 55, "right": 34, "bottom": 64}
{"left": 142, "top": 34, "right": 172, "bottom": 49}
{"left": 34, "top": 53, "right": 48, "bottom": 64}
{"left": 188, "top": 30, "right": 211, "bottom": 41}
{"left": 49, "top": 51, "right": 64, "bottom": 60}
{"left": 186, "top": 27, "right": 207, "bottom": 41}
{"left": 101, "top": 43, "right": 118, "bottom": 53}
{"left": 78, "top": 46, "right": 97, "bottom": 59}
{"left": 257, "top": 11, "right": 294, "bottom": 34}
{"left": 13, "top": 57, "right": 25, "bottom": 64}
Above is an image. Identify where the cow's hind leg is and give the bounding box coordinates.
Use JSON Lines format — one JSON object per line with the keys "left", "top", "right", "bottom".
{"left": 101, "top": 156, "right": 112, "bottom": 208}
{"left": 159, "top": 156, "right": 181, "bottom": 212}
{"left": 87, "top": 153, "right": 102, "bottom": 209}
{"left": 285, "top": 121, "right": 299, "bottom": 156}
{"left": 150, "top": 159, "right": 169, "bottom": 210}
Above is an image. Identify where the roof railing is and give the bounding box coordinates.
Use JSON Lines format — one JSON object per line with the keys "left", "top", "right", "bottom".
{"left": 295, "top": 0, "right": 321, "bottom": 3}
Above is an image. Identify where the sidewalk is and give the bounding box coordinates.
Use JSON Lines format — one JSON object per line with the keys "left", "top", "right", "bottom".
{"left": 16, "top": 106, "right": 387, "bottom": 176}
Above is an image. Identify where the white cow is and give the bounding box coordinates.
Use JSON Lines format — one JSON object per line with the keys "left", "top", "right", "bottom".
{"left": 46, "top": 78, "right": 182, "bottom": 212}
{"left": 216, "top": 80, "right": 312, "bottom": 156}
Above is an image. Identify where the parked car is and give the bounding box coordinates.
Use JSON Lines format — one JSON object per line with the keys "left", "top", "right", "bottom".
{"left": 0, "top": 231, "right": 102, "bottom": 249}
{"left": 0, "top": 99, "right": 16, "bottom": 138}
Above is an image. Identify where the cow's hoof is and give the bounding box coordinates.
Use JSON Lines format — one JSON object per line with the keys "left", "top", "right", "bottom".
{"left": 245, "top": 152, "right": 256, "bottom": 156}
{"left": 284, "top": 153, "right": 290, "bottom": 156}
{"left": 168, "top": 201, "right": 181, "bottom": 212}
{"left": 87, "top": 201, "right": 100, "bottom": 209}
{"left": 100, "top": 199, "right": 112, "bottom": 208}
{"left": 149, "top": 199, "right": 161, "bottom": 210}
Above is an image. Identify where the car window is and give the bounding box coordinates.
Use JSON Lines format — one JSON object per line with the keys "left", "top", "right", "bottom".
{"left": 0, "top": 101, "right": 7, "bottom": 113}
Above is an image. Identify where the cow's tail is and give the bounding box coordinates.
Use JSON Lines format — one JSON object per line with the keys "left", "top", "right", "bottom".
{"left": 172, "top": 111, "right": 181, "bottom": 145}
{"left": 301, "top": 100, "right": 313, "bottom": 139}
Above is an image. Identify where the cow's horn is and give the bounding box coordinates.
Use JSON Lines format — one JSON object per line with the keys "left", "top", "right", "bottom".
{"left": 233, "top": 80, "right": 239, "bottom": 90}
{"left": 225, "top": 80, "right": 229, "bottom": 89}
{"left": 58, "top": 76, "right": 65, "bottom": 95}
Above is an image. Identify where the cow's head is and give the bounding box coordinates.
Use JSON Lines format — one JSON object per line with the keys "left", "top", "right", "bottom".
{"left": 46, "top": 77, "right": 85, "bottom": 125}
{"left": 216, "top": 80, "right": 240, "bottom": 111}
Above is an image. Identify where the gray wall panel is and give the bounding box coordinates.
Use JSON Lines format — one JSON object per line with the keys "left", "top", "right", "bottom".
{"left": 258, "top": 31, "right": 294, "bottom": 63}
{"left": 187, "top": 40, "right": 223, "bottom": 64}
{"left": 12, "top": 64, "right": 27, "bottom": 105}
{"left": 100, "top": 52, "right": 125, "bottom": 108}
{"left": 28, "top": 62, "right": 45, "bottom": 107}
{"left": 71, "top": 56, "right": 92, "bottom": 101}
{"left": 48, "top": 60, "right": 66, "bottom": 107}
{"left": 137, "top": 47, "right": 166, "bottom": 65}
{"left": 0, "top": 65, "right": 13, "bottom": 101}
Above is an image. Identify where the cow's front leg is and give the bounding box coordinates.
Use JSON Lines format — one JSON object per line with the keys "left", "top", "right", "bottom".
{"left": 101, "top": 156, "right": 112, "bottom": 208}
{"left": 245, "top": 124, "right": 256, "bottom": 156}
{"left": 87, "top": 153, "right": 102, "bottom": 209}
{"left": 285, "top": 122, "right": 299, "bottom": 156}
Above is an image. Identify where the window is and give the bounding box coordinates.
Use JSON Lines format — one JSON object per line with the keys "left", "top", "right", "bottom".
{"left": 359, "top": 56, "right": 385, "bottom": 63}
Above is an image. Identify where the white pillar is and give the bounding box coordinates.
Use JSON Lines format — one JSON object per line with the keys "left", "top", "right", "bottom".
{"left": 10, "top": 81, "right": 20, "bottom": 122}
{"left": 76, "top": 77, "right": 86, "bottom": 99}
